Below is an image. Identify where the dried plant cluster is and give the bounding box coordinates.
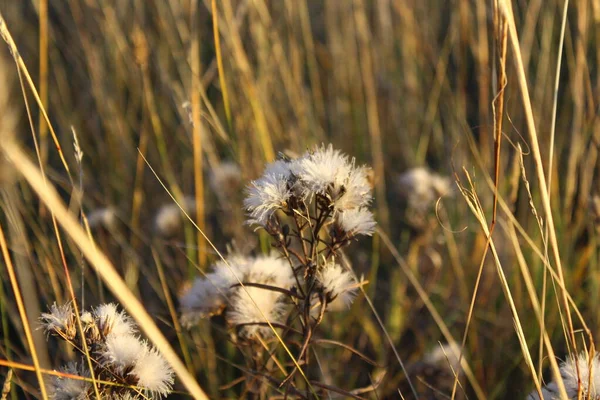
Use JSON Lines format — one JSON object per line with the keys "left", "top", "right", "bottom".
{"left": 179, "top": 144, "right": 374, "bottom": 394}
{"left": 0, "top": 0, "right": 599, "bottom": 398}
{"left": 41, "top": 303, "right": 173, "bottom": 399}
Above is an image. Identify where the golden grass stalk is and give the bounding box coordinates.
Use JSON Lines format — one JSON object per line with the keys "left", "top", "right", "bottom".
{"left": 0, "top": 12, "right": 71, "bottom": 182}
{"left": 0, "top": 140, "right": 209, "bottom": 400}
{"left": 38, "top": 0, "right": 48, "bottom": 164}
{"left": 190, "top": 0, "right": 207, "bottom": 271}
{"left": 456, "top": 169, "right": 544, "bottom": 398}
{"left": 0, "top": 225, "right": 48, "bottom": 399}
{"left": 211, "top": 0, "right": 232, "bottom": 130}
{"left": 499, "top": 0, "right": 582, "bottom": 353}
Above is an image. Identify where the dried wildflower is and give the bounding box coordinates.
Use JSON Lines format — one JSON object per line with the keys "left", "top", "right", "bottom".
{"left": 528, "top": 352, "right": 600, "bottom": 399}
{"left": 292, "top": 144, "right": 372, "bottom": 210}
{"left": 101, "top": 333, "right": 145, "bottom": 374}
{"left": 316, "top": 262, "right": 357, "bottom": 310}
{"left": 42, "top": 303, "right": 173, "bottom": 399}
{"left": 244, "top": 169, "right": 293, "bottom": 226}
{"left": 47, "top": 362, "right": 91, "bottom": 400}
{"left": 93, "top": 303, "right": 136, "bottom": 337}
{"left": 227, "top": 285, "right": 290, "bottom": 338}
{"left": 336, "top": 208, "right": 376, "bottom": 237}
{"left": 179, "top": 270, "right": 233, "bottom": 326}
{"left": 180, "top": 254, "right": 295, "bottom": 338}
{"left": 40, "top": 303, "right": 76, "bottom": 341}
{"left": 130, "top": 345, "right": 175, "bottom": 398}
{"left": 154, "top": 196, "right": 195, "bottom": 236}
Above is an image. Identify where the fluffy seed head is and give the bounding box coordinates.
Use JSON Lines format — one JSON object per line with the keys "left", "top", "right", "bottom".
{"left": 316, "top": 262, "right": 357, "bottom": 310}
{"left": 154, "top": 196, "right": 196, "bottom": 236}
{"left": 291, "top": 144, "right": 372, "bottom": 210}
{"left": 93, "top": 303, "right": 136, "bottom": 337}
{"left": 181, "top": 254, "right": 295, "bottom": 338}
{"left": 244, "top": 169, "right": 293, "bottom": 226}
{"left": 227, "top": 285, "right": 290, "bottom": 339}
{"left": 101, "top": 333, "right": 146, "bottom": 374}
{"left": 397, "top": 167, "right": 451, "bottom": 211}
{"left": 41, "top": 303, "right": 76, "bottom": 340}
{"left": 336, "top": 208, "right": 376, "bottom": 237}
{"left": 209, "top": 162, "right": 242, "bottom": 197}
{"left": 86, "top": 207, "right": 118, "bottom": 230}
{"left": 179, "top": 270, "right": 233, "bottom": 327}
{"left": 130, "top": 345, "right": 174, "bottom": 398}
{"left": 528, "top": 352, "right": 600, "bottom": 399}
{"left": 47, "top": 362, "right": 91, "bottom": 400}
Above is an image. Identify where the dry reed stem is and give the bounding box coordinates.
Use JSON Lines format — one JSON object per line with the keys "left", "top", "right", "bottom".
{"left": 0, "top": 225, "right": 48, "bottom": 399}
{"left": 211, "top": 0, "right": 232, "bottom": 129}
{"left": 190, "top": 0, "right": 207, "bottom": 271}
{"left": 456, "top": 169, "right": 544, "bottom": 398}
{"left": 38, "top": 0, "right": 48, "bottom": 165}
{"left": 0, "top": 12, "right": 72, "bottom": 182}
{"left": 152, "top": 248, "right": 194, "bottom": 373}
{"left": 541, "top": 0, "right": 569, "bottom": 377}
{"left": 500, "top": 0, "right": 584, "bottom": 358}
{"left": 506, "top": 221, "right": 569, "bottom": 399}
{"left": 1, "top": 141, "right": 209, "bottom": 400}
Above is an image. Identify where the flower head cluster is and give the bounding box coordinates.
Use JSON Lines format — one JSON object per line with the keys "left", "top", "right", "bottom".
{"left": 41, "top": 303, "right": 173, "bottom": 399}
{"left": 528, "top": 352, "right": 600, "bottom": 399}
{"left": 244, "top": 144, "right": 375, "bottom": 237}
{"left": 180, "top": 254, "right": 295, "bottom": 339}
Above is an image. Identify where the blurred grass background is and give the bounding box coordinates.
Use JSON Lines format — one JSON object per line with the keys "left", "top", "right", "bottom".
{"left": 0, "top": 0, "right": 599, "bottom": 398}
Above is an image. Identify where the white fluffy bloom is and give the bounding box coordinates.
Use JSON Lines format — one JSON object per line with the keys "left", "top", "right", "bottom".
{"left": 424, "top": 343, "right": 462, "bottom": 372}
{"left": 213, "top": 254, "right": 295, "bottom": 289}
{"left": 48, "top": 362, "right": 91, "bottom": 400}
{"left": 336, "top": 208, "right": 376, "bottom": 236}
{"left": 316, "top": 262, "right": 357, "bottom": 311}
{"left": 181, "top": 254, "right": 295, "bottom": 338}
{"left": 179, "top": 270, "right": 234, "bottom": 326}
{"left": 154, "top": 196, "right": 196, "bottom": 236}
{"left": 528, "top": 352, "right": 600, "bottom": 399}
{"left": 41, "top": 303, "right": 76, "bottom": 339}
{"left": 86, "top": 207, "right": 117, "bottom": 230}
{"left": 223, "top": 255, "right": 295, "bottom": 338}
{"left": 397, "top": 167, "right": 451, "bottom": 211}
{"left": 102, "top": 333, "right": 145, "bottom": 374}
{"left": 93, "top": 303, "right": 136, "bottom": 337}
{"left": 209, "top": 161, "right": 242, "bottom": 194}
{"left": 244, "top": 170, "right": 292, "bottom": 226}
{"left": 227, "top": 285, "right": 290, "bottom": 338}
{"left": 292, "top": 144, "right": 372, "bottom": 210}
{"left": 130, "top": 345, "right": 174, "bottom": 398}
{"left": 264, "top": 159, "right": 294, "bottom": 178}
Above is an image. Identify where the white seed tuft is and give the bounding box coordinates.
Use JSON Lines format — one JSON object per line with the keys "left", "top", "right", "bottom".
{"left": 154, "top": 196, "right": 196, "bottom": 236}
{"left": 316, "top": 262, "right": 357, "bottom": 311}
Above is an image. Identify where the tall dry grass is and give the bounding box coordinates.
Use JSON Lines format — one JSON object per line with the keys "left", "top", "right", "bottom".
{"left": 0, "top": 0, "right": 598, "bottom": 398}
